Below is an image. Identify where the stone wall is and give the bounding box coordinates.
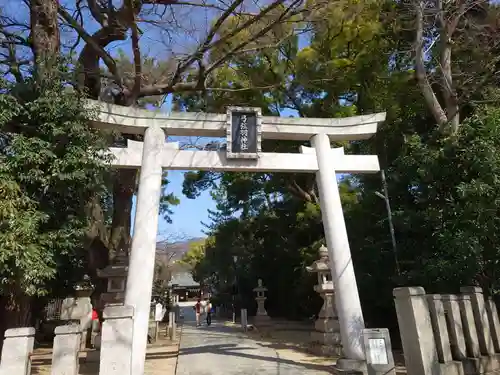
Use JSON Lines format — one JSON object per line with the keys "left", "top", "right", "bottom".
{"left": 394, "top": 286, "right": 500, "bottom": 375}
{"left": 0, "top": 305, "right": 134, "bottom": 375}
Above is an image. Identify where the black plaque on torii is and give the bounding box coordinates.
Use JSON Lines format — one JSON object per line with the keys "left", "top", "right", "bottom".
{"left": 226, "top": 106, "right": 262, "bottom": 159}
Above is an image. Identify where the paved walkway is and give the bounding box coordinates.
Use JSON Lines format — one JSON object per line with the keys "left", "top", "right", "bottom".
{"left": 175, "top": 320, "right": 334, "bottom": 375}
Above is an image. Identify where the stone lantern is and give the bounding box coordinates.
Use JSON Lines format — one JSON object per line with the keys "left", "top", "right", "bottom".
{"left": 306, "top": 245, "right": 342, "bottom": 356}
{"left": 253, "top": 279, "right": 270, "bottom": 324}
{"left": 96, "top": 253, "right": 128, "bottom": 307}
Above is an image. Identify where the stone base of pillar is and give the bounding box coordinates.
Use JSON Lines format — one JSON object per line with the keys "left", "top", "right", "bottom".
{"left": 99, "top": 305, "right": 134, "bottom": 375}
{"left": 308, "top": 342, "right": 343, "bottom": 357}
{"left": 334, "top": 358, "right": 367, "bottom": 375}
{"left": 311, "top": 331, "right": 342, "bottom": 345}
{"left": 52, "top": 324, "right": 82, "bottom": 375}
{"left": 253, "top": 315, "right": 271, "bottom": 326}
{"left": 314, "top": 318, "right": 340, "bottom": 332}
{"left": 462, "top": 354, "right": 500, "bottom": 374}
{"left": 0, "top": 327, "right": 35, "bottom": 375}
{"left": 310, "top": 314, "right": 342, "bottom": 357}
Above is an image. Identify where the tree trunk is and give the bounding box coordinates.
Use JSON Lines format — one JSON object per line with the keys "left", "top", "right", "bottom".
{"left": 414, "top": 0, "right": 448, "bottom": 129}
{"left": 30, "top": 0, "right": 60, "bottom": 63}
{"left": 108, "top": 169, "right": 137, "bottom": 258}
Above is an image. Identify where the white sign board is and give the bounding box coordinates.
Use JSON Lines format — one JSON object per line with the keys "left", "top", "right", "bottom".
{"left": 366, "top": 338, "right": 389, "bottom": 365}
{"left": 154, "top": 303, "right": 164, "bottom": 322}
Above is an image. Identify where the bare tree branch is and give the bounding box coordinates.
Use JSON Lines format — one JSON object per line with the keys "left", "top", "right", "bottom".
{"left": 438, "top": 0, "right": 460, "bottom": 133}
{"left": 206, "top": 2, "right": 301, "bottom": 75}
{"left": 86, "top": 0, "right": 106, "bottom": 25}
{"left": 140, "top": 1, "right": 303, "bottom": 97}
{"left": 58, "top": 5, "right": 121, "bottom": 83}
{"left": 128, "top": 0, "right": 143, "bottom": 101}
{"left": 412, "top": 0, "right": 493, "bottom": 134}
{"left": 414, "top": 0, "right": 452, "bottom": 132}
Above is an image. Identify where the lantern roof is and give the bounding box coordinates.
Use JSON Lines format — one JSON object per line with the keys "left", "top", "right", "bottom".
{"left": 253, "top": 278, "right": 268, "bottom": 292}
{"left": 306, "top": 245, "right": 330, "bottom": 273}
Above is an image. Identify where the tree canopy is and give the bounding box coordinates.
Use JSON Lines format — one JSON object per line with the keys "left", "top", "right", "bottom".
{"left": 2, "top": 0, "right": 500, "bottom": 342}
{"left": 176, "top": 0, "right": 500, "bottom": 333}
{"left": 0, "top": 63, "right": 110, "bottom": 328}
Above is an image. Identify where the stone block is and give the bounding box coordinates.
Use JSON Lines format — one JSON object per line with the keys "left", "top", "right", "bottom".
{"left": 393, "top": 287, "right": 440, "bottom": 375}
{"left": 254, "top": 314, "right": 271, "bottom": 326}
{"left": 427, "top": 294, "right": 453, "bottom": 363}
{"left": 317, "top": 293, "right": 337, "bottom": 319}
{"left": 460, "top": 286, "right": 495, "bottom": 355}
{"left": 458, "top": 295, "right": 481, "bottom": 358}
{"left": 0, "top": 327, "right": 35, "bottom": 375}
{"left": 486, "top": 297, "right": 500, "bottom": 353}
{"left": 442, "top": 295, "right": 467, "bottom": 360}
{"left": 335, "top": 358, "right": 368, "bottom": 375}
{"left": 311, "top": 330, "right": 342, "bottom": 346}
{"left": 308, "top": 342, "right": 343, "bottom": 357}
{"left": 314, "top": 317, "right": 340, "bottom": 333}
{"left": 51, "top": 324, "right": 81, "bottom": 375}
{"left": 439, "top": 361, "right": 464, "bottom": 375}
{"left": 461, "top": 354, "right": 500, "bottom": 375}
{"left": 99, "top": 305, "right": 134, "bottom": 375}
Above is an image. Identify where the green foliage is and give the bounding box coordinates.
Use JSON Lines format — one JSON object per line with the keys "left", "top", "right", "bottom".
{"left": 160, "top": 171, "right": 181, "bottom": 224}
{"left": 0, "top": 63, "right": 110, "bottom": 297}
{"left": 188, "top": 198, "right": 327, "bottom": 319}
{"left": 0, "top": 179, "right": 52, "bottom": 296}
{"left": 175, "top": 0, "right": 393, "bottom": 320}
{"left": 391, "top": 109, "right": 500, "bottom": 292}
{"left": 152, "top": 263, "right": 171, "bottom": 307}
{"left": 175, "top": 0, "right": 500, "bottom": 331}
{"left": 181, "top": 240, "right": 207, "bottom": 268}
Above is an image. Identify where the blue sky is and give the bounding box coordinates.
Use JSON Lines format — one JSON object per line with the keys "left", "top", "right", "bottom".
{"left": 131, "top": 171, "right": 215, "bottom": 240}
{"left": 129, "top": 94, "right": 217, "bottom": 240}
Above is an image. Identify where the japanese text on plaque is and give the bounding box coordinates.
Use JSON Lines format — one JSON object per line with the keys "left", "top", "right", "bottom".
{"left": 239, "top": 114, "right": 249, "bottom": 151}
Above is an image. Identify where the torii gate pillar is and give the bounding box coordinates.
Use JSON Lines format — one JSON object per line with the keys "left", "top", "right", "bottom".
{"left": 125, "top": 125, "right": 164, "bottom": 375}
{"left": 90, "top": 100, "right": 386, "bottom": 375}
{"left": 310, "top": 133, "right": 366, "bottom": 367}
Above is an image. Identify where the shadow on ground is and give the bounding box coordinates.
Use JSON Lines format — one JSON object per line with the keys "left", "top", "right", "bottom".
{"left": 180, "top": 322, "right": 337, "bottom": 374}
{"left": 207, "top": 320, "right": 408, "bottom": 375}
{"left": 245, "top": 321, "right": 335, "bottom": 358}
{"left": 31, "top": 350, "right": 101, "bottom": 375}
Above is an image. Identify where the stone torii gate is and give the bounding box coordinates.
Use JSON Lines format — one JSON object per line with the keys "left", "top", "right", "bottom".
{"left": 89, "top": 100, "right": 386, "bottom": 374}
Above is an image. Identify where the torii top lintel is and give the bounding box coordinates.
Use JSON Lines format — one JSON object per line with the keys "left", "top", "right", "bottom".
{"left": 88, "top": 100, "right": 386, "bottom": 141}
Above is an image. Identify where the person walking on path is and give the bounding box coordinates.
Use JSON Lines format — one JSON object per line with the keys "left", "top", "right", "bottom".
{"left": 194, "top": 299, "right": 202, "bottom": 327}
{"left": 206, "top": 299, "right": 213, "bottom": 326}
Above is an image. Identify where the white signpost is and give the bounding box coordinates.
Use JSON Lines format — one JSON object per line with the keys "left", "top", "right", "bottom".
{"left": 362, "top": 328, "right": 396, "bottom": 375}
{"left": 154, "top": 303, "right": 163, "bottom": 342}
{"left": 89, "top": 100, "right": 386, "bottom": 375}
{"left": 367, "top": 338, "right": 389, "bottom": 365}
